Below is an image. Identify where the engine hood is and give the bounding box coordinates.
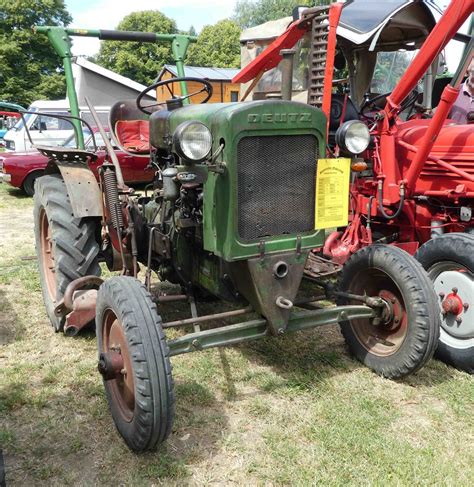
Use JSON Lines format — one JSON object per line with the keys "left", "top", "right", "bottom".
{"left": 396, "top": 119, "right": 474, "bottom": 191}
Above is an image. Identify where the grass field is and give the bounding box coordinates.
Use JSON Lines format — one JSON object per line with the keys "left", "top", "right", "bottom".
{"left": 0, "top": 183, "right": 473, "bottom": 485}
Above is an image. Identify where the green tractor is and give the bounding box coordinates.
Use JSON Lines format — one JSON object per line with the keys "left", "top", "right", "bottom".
{"left": 32, "top": 26, "right": 440, "bottom": 452}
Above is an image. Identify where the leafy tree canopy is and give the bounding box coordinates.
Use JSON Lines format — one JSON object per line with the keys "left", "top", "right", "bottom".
{"left": 186, "top": 19, "right": 241, "bottom": 68}
{"left": 95, "top": 10, "right": 177, "bottom": 86}
{"left": 233, "top": 0, "right": 326, "bottom": 29}
{"left": 0, "top": 0, "right": 72, "bottom": 106}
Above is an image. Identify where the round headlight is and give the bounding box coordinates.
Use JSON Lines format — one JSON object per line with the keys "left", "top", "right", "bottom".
{"left": 335, "top": 120, "right": 370, "bottom": 155}
{"left": 173, "top": 121, "right": 212, "bottom": 162}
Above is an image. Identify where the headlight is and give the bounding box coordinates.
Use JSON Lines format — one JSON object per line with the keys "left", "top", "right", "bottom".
{"left": 173, "top": 121, "right": 212, "bottom": 162}
{"left": 335, "top": 120, "right": 370, "bottom": 155}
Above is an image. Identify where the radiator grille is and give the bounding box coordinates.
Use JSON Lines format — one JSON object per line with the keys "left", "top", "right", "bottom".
{"left": 237, "top": 134, "right": 318, "bottom": 240}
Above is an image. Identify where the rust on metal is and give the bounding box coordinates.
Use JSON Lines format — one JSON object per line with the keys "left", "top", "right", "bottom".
{"left": 56, "top": 162, "right": 103, "bottom": 218}
{"left": 55, "top": 275, "right": 104, "bottom": 317}
{"left": 304, "top": 252, "right": 342, "bottom": 278}
{"left": 162, "top": 306, "right": 253, "bottom": 329}
{"left": 63, "top": 289, "right": 98, "bottom": 336}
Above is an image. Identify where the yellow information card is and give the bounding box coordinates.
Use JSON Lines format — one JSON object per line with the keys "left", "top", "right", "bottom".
{"left": 315, "top": 158, "right": 351, "bottom": 229}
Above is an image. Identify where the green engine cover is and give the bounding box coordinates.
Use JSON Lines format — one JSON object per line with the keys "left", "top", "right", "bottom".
{"left": 167, "top": 100, "right": 326, "bottom": 262}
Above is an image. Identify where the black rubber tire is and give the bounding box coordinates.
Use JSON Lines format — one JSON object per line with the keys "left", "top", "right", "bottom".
{"left": 33, "top": 174, "right": 101, "bottom": 331}
{"left": 96, "top": 277, "right": 175, "bottom": 452}
{"left": 415, "top": 233, "right": 474, "bottom": 374}
{"left": 338, "top": 244, "right": 440, "bottom": 379}
{"left": 22, "top": 170, "right": 43, "bottom": 196}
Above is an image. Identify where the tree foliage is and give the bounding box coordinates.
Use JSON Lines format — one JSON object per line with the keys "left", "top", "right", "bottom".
{"left": 0, "top": 0, "right": 72, "bottom": 106}
{"left": 233, "top": 0, "right": 326, "bottom": 29}
{"left": 95, "top": 11, "right": 177, "bottom": 86}
{"left": 186, "top": 20, "right": 241, "bottom": 68}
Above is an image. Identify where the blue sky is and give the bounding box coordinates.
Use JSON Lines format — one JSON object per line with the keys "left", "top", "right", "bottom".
{"left": 65, "top": 0, "right": 238, "bottom": 55}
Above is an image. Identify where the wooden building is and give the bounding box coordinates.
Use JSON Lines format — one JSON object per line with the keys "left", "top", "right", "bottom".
{"left": 155, "top": 65, "right": 241, "bottom": 104}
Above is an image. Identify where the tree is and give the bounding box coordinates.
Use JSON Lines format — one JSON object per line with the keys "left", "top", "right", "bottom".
{"left": 186, "top": 20, "right": 241, "bottom": 68}
{"left": 233, "top": 0, "right": 327, "bottom": 29}
{"left": 0, "top": 0, "right": 72, "bottom": 106}
{"left": 95, "top": 11, "right": 177, "bottom": 86}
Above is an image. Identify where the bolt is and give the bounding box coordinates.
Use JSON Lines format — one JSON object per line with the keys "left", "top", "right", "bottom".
{"left": 394, "top": 317, "right": 400, "bottom": 324}
{"left": 120, "top": 368, "right": 127, "bottom": 375}
{"left": 455, "top": 316, "right": 463, "bottom": 324}
{"left": 340, "top": 311, "right": 348, "bottom": 320}
{"left": 391, "top": 297, "right": 396, "bottom": 304}
{"left": 452, "top": 287, "right": 458, "bottom": 294}
{"left": 463, "top": 303, "right": 469, "bottom": 311}
{"left": 439, "top": 292, "right": 445, "bottom": 299}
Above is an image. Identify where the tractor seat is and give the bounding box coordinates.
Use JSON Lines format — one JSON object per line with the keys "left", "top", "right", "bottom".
{"left": 115, "top": 120, "right": 150, "bottom": 154}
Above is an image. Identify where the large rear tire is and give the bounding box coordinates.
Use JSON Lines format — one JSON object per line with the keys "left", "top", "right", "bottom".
{"left": 415, "top": 233, "right": 474, "bottom": 374}
{"left": 34, "top": 174, "right": 101, "bottom": 331}
{"left": 96, "top": 277, "right": 175, "bottom": 452}
{"left": 338, "top": 245, "right": 440, "bottom": 379}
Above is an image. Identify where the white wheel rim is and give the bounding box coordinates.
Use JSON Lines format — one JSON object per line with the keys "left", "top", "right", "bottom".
{"left": 430, "top": 261, "right": 474, "bottom": 349}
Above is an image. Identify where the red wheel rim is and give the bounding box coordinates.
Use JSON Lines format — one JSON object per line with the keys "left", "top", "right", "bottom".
{"left": 39, "top": 208, "right": 57, "bottom": 302}
{"left": 102, "top": 309, "right": 135, "bottom": 422}
{"left": 348, "top": 269, "right": 408, "bottom": 357}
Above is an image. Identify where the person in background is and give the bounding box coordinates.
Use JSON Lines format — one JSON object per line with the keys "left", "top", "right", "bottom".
{"left": 449, "top": 58, "right": 474, "bottom": 123}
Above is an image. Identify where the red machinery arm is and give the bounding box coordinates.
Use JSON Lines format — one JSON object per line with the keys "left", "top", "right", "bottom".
{"left": 386, "top": 0, "right": 472, "bottom": 112}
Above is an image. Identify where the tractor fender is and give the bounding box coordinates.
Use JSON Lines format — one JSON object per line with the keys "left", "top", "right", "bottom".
{"left": 44, "top": 160, "right": 103, "bottom": 218}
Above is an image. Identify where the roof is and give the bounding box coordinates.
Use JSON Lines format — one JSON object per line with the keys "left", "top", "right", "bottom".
{"left": 73, "top": 57, "right": 152, "bottom": 94}
{"left": 157, "top": 65, "right": 240, "bottom": 82}
{"left": 240, "top": 17, "right": 293, "bottom": 42}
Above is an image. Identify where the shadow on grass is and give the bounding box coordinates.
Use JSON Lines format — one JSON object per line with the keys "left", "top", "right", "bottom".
{"left": 0, "top": 288, "right": 24, "bottom": 344}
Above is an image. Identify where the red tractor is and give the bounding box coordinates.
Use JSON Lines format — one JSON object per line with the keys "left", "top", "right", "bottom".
{"left": 234, "top": 0, "right": 473, "bottom": 373}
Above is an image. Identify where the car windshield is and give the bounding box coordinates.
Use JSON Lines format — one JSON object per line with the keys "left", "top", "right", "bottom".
{"left": 62, "top": 128, "right": 92, "bottom": 148}
{"left": 12, "top": 108, "right": 37, "bottom": 131}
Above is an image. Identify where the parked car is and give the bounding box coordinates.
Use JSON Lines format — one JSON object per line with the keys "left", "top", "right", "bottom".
{"left": 3, "top": 99, "right": 110, "bottom": 152}
{"left": 0, "top": 128, "right": 154, "bottom": 195}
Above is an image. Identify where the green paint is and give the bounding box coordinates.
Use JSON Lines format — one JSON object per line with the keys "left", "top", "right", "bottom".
{"left": 35, "top": 25, "right": 197, "bottom": 147}
{"left": 168, "top": 305, "right": 375, "bottom": 356}
{"left": 167, "top": 100, "right": 326, "bottom": 261}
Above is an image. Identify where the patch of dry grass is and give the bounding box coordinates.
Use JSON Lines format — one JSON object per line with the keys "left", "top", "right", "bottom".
{"left": 0, "top": 183, "right": 473, "bottom": 485}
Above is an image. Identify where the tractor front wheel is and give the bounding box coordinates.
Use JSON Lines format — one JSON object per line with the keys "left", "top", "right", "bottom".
{"left": 338, "top": 245, "right": 439, "bottom": 379}
{"left": 415, "top": 233, "right": 474, "bottom": 374}
{"left": 96, "top": 277, "right": 175, "bottom": 452}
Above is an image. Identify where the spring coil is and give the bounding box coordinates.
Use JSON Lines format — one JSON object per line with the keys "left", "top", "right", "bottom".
{"left": 103, "top": 168, "right": 123, "bottom": 230}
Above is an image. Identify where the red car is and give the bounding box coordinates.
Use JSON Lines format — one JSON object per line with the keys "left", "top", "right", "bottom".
{"left": 0, "top": 128, "right": 154, "bottom": 195}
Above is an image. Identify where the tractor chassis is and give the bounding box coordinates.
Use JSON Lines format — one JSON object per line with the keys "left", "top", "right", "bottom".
{"left": 55, "top": 273, "right": 378, "bottom": 355}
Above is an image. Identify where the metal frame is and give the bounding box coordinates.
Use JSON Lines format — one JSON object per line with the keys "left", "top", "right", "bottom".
{"left": 35, "top": 26, "right": 198, "bottom": 149}
{"left": 167, "top": 304, "right": 376, "bottom": 356}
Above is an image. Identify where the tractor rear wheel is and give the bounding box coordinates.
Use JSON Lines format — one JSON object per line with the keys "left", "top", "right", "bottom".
{"left": 338, "top": 245, "right": 439, "bottom": 379}
{"left": 33, "top": 174, "right": 101, "bottom": 331}
{"left": 415, "top": 233, "right": 474, "bottom": 374}
{"left": 96, "top": 277, "right": 175, "bottom": 452}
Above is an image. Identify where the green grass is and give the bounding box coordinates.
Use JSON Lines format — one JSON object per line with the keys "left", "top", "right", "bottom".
{"left": 0, "top": 183, "right": 473, "bottom": 485}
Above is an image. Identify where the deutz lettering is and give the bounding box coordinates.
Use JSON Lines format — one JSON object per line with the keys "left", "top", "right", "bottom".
{"left": 247, "top": 113, "right": 312, "bottom": 123}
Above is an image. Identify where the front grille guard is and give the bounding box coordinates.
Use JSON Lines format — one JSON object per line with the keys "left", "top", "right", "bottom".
{"left": 237, "top": 133, "right": 318, "bottom": 241}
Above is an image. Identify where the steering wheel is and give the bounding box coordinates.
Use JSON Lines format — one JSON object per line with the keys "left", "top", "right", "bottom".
{"left": 137, "top": 77, "right": 213, "bottom": 114}
{"left": 360, "top": 89, "right": 419, "bottom": 119}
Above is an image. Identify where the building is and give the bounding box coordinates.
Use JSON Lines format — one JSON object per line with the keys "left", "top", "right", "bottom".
{"left": 72, "top": 57, "right": 156, "bottom": 106}
{"left": 155, "top": 65, "right": 240, "bottom": 104}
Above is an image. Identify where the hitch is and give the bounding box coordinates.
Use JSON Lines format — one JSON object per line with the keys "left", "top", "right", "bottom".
{"left": 54, "top": 276, "right": 104, "bottom": 336}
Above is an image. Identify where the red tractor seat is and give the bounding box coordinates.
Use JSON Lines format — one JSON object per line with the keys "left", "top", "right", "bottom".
{"left": 115, "top": 120, "right": 150, "bottom": 153}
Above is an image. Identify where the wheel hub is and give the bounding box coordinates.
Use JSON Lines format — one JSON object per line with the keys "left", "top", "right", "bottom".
{"left": 98, "top": 351, "right": 124, "bottom": 381}
{"left": 433, "top": 270, "right": 474, "bottom": 339}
